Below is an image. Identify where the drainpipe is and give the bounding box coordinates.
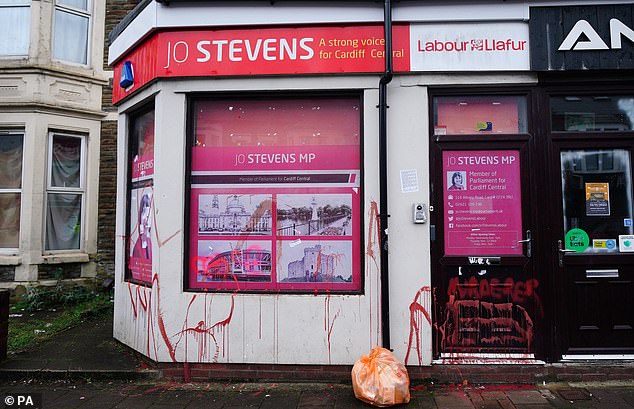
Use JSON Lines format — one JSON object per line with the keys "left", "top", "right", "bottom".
{"left": 379, "top": 0, "right": 392, "bottom": 350}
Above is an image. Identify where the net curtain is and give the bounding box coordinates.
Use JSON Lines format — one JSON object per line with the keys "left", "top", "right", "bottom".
{"left": 46, "top": 136, "right": 82, "bottom": 250}
{"left": 0, "top": 135, "right": 23, "bottom": 248}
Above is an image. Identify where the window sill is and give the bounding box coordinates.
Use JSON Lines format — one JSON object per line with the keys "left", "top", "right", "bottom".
{"left": 41, "top": 253, "right": 90, "bottom": 264}
{"left": 0, "top": 256, "right": 21, "bottom": 266}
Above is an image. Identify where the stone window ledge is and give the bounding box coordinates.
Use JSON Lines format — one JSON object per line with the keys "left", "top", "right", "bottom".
{"left": 0, "top": 255, "right": 21, "bottom": 266}
{"left": 41, "top": 253, "right": 90, "bottom": 264}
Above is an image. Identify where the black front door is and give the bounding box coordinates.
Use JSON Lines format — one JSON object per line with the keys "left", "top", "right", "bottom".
{"left": 547, "top": 94, "right": 634, "bottom": 356}
{"left": 430, "top": 93, "right": 542, "bottom": 358}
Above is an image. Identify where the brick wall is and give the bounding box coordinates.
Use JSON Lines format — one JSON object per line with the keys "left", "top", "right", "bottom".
{"left": 96, "top": 0, "right": 142, "bottom": 278}
{"left": 104, "top": 1, "right": 143, "bottom": 71}
{"left": 38, "top": 264, "right": 82, "bottom": 280}
{"left": 0, "top": 267, "right": 15, "bottom": 283}
{"left": 156, "top": 362, "right": 634, "bottom": 384}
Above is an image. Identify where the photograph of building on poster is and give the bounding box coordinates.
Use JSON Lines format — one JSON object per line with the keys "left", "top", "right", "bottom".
{"left": 277, "top": 194, "right": 352, "bottom": 236}
{"left": 196, "top": 240, "right": 272, "bottom": 282}
{"left": 277, "top": 240, "right": 352, "bottom": 283}
{"left": 128, "top": 186, "right": 153, "bottom": 283}
{"left": 198, "top": 194, "right": 272, "bottom": 235}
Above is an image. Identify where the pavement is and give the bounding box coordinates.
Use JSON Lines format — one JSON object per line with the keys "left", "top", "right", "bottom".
{"left": 1, "top": 307, "right": 634, "bottom": 408}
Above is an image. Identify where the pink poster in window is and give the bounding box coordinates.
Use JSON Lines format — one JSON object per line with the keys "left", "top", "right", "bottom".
{"left": 128, "top": 186, "right": 154, "bottom": 283}
{"left": 189, "top": 96, "right": 361, "bottom": 292}
{"left": 443, "top": 150, "right": 523, "bottom": 256}
{"left": 128, "top": 109, "right": 155, "bottom": 284}
{"left": 131, "top": 114, "right": 155, "bottom": 181}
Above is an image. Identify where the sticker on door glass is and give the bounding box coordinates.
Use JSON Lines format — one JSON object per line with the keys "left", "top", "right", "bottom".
{"left": 585, "top": 183, "right": 610, "bottom": 216}
{"left": 565, "top": 228, "right": 589, "bottom": 253}
{"left": 592, "top": 239, "right": 617, "bottom": 251}
{"left": 619, "top": 235, "right": 634, "bottom": 252}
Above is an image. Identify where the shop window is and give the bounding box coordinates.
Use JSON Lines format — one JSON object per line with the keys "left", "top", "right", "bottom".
{"left": 187, "top": 95, "right": 362, "bottom": 292}
{"left": 126, "top": 106, "right": 154, "bottom": 285}
{"left": 0, "top": 132, "right": 23, "bottom": 249}
{"left": 0, "top": 0, "right": 30, "bottom": 56}
{"left": 433, "top": 96, "right": 528, "bottom": 135}
{"left": 52, "top": 0, "right": 90, "bottom": 65}
{"left": 551, "top": 96, "right": 634, "bottom": 132}
{"left": 45, "top": 133, "right": 85, "bottom": 251}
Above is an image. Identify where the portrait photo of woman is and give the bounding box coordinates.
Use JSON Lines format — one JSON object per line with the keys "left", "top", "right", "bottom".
{"left": 448, "top": 171, "right": 466, "bottom": 191}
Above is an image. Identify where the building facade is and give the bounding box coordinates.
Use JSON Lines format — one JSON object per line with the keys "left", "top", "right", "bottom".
{"left": 109, "top": 0, "right": 634, "bottom": 370}
{"left": 0, "top": 0, "right": 111, "bottom": 286}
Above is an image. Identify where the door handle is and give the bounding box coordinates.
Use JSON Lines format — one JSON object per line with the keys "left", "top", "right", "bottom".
{"left": 517, "top": 230, "right": 532, "bottom": 257}
{"left": 557, "top": 239, "right": 576, "bottom": 267}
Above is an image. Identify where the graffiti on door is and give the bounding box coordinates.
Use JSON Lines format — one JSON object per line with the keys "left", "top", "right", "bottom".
{"left": 437, "top": 275, "right": 543, "bottom": 354}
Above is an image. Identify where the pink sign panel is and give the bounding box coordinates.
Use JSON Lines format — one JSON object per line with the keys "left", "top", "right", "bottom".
{"left": 443, "top": 150, "right": 523, "bottom": 256}
{"left": 188, "top": 96, "right": 361, "bottom": 292}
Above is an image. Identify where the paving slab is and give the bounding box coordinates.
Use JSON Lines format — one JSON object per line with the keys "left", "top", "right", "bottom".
{"left": 434, "top": 391, "right": 475, "bottom": 408}
{"left": 506, "top": 389, "right": 550, "bottom": 405}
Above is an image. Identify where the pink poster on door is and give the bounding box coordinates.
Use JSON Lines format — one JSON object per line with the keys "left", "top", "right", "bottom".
{"left": 443, "top": 150, "right": 523, "bottom": 256}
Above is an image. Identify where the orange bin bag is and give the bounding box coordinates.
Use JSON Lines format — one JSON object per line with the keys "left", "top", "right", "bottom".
{"left": 351, "top": 347, "right": 410, "bottom": 407}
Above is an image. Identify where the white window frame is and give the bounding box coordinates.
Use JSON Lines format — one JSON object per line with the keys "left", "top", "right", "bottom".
{"left": 0, "top": 0, "right": 31, "bottom": 57}
{"left": 52, "top": 0, "right": 92, "bottom": 66}
{"left": 44, "top": 131, "right": 86, "bottom": 252}
{"left": 0, "top": 130, "right": 24, "bottom": 252}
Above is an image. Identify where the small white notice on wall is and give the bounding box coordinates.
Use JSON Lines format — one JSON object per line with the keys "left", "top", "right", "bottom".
{"left": 400, "top": 169, "right": 419, "bottom": 193}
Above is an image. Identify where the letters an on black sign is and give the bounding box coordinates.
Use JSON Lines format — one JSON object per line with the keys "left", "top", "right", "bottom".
{"left": 529, "top": 4, "right": 634, "bottom": 71}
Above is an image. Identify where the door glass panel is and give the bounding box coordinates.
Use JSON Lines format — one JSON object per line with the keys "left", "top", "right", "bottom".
{"left": 433, "top": 96, "right": 528, "bottom": 135}
{"left": 561, "top": 149, "right": 634, "bottom": 253}
{"left": 551, "top": 96, "right": 634, "bottom": 132}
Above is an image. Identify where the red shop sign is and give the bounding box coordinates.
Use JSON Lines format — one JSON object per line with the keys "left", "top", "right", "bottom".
{"left": 113, "top": 25, "right": 410, "bottom": 103}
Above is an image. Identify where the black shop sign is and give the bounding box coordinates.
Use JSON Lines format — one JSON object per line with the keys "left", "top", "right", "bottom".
{"left": 530, "top": 4, "right": 634, "bottom": 71}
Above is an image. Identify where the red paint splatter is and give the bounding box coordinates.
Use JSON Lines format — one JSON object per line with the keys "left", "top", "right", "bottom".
{"left": 174, "top": 292, "right": 236, "bottom": 363}
{"left": 324, "top": 294, "right": 341, "bottom": 364}
{"left": 152, "top": 274, "right": 177, "bottom": 362}
{"left": 365, "top": 200, "right": 381, "bottom": 349}
{"left": 405, "top": 286, "right": 432, "bottom": 365}
{"left": 128, "top": 282, "right": 138, "bottom": 318}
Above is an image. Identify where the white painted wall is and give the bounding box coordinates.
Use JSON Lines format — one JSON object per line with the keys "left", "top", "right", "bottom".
{"left": 114, "top": 76, "right": 390, "bottom": 364}
{"left": 384, "top": 82, "right": 433, "bottom": 366}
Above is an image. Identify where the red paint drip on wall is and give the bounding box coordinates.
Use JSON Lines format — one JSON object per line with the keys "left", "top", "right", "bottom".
{"left": 365, "top": 201, "right": 381, "bottom": 349}
{"left": 152, "top": 274, "right": 177, "bottom": 362}
{"left": 127, "top": 282, "right": 138, "bottom": 318}
{"left": 324, "top": 294, "right": 341, "bottom": 364}
{"left": 405, "top": 286, "right": 432, "bottom": 365}
{"left": 174, "top": 292, "right": 237, "bottom": 363}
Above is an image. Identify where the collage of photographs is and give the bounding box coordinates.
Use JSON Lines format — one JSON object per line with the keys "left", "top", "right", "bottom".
{"left": 193, "top": 192, "right": 355, "bottom": 286}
